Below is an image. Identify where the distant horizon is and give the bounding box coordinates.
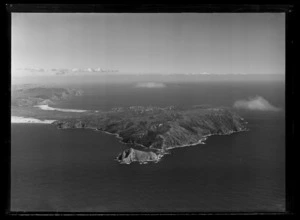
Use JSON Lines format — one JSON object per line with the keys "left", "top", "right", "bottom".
{"left": 11, "top": 68, "right": 286, "bottom": 79}
{"left": 12, "top": 69, "right": 285, "bottom": 76}
{"left": 12, "top": 13, "right": 285, "bottom": 77}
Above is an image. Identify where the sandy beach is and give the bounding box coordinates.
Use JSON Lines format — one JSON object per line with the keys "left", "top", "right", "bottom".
{"left": 34, "top": 104, "right": 87, "bottom": 113}
{"left": 11, "top": 116, "right": 56, "bottom": 124}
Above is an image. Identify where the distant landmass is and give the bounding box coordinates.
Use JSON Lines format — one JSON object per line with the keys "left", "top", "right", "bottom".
{"left": 12, "top": 84, "right": 83, "bottom": 107}
{"left": 11, "top": 85, "right": 248, "bottom": 164}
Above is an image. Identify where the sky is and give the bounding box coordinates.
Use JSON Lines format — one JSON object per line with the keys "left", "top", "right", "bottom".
{"left": 12, "top": 13, "right": 285, "bottom": 75}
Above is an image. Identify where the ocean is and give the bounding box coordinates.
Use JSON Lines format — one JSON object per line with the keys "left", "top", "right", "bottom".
{"left": 11, "top": 81, "right": 285, "bottom": 212}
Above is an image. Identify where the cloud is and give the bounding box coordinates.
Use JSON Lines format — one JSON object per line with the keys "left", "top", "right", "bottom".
{"left": 55, "top": 69, "right": 70, "bottom": 75}
{"left": 135, "top": 82, "right": 166, "bottom": 88}
{"left": 56, "top": 70, "right": 67, "bottom": 75}
{"left": 233, "top": 96, "right": 280, "bottom": 111}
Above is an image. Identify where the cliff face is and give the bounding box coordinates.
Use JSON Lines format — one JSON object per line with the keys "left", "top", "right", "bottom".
{"left": 116, "top": 148, "right": 159, "bottom": 164}
{"left": 53, "top": 106, "right": 247, "bottom": 152}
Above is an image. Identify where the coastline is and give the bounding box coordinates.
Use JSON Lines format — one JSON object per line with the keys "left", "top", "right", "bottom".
{"left": 52, "top": 120, "right": 248, "bottom": 164}
{"left": 11, "top": 116, "right": 56, "bottom": 124}
{"left": 95, "top": 127, "right": 248, "bottom": 164}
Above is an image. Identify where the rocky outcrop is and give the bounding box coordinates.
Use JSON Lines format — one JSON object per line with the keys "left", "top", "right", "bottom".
{"left": 116, "top": 148, "right": 160, "bottom": 164}
{"left": 53, "top": 120, "right": 86, "bottom": 129}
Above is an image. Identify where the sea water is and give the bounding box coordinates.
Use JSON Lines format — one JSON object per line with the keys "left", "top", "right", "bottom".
{"left": 11, "top": 81, "right": 285, "bottom": 212}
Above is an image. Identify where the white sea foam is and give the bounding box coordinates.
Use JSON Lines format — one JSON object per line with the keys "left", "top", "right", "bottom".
{"left": 11, "top": 116, "right": 56, "bottom": 124}
{"left": 165, "top": 138, "right": 206, "bottom": 151}
{"left": 34, "top": 104, "right": 87, "bottom": 113}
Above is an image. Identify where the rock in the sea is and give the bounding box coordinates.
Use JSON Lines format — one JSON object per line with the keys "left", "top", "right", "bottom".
{"left": 116, "top": 148, "right": 159, "bottom": 164}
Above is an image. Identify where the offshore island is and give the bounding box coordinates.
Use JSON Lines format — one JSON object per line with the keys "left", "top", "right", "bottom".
{"left": 11, "top": 85, "right": 248, "bottom": 164}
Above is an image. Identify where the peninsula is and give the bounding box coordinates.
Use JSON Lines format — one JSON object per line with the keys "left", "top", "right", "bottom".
{"left": 11, "top": 85, "right": 248, "bottom": 164}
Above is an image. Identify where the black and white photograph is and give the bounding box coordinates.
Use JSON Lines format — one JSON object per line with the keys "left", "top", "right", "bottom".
{"left": 8, "top": 5, "right": 293, "bottom": 215}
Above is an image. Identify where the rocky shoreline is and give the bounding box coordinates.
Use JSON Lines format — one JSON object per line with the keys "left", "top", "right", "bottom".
{"left": 54, "top": 119, "right": 248, "bottom": 164}
{"left": 116, "top": 148, "right": 162, "bottom": 164}
{"left": 115, "top": 127, "right": 248, "bottom": 164}
{"left": 52, "top": 106, "right": 248, "bottom": 164}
